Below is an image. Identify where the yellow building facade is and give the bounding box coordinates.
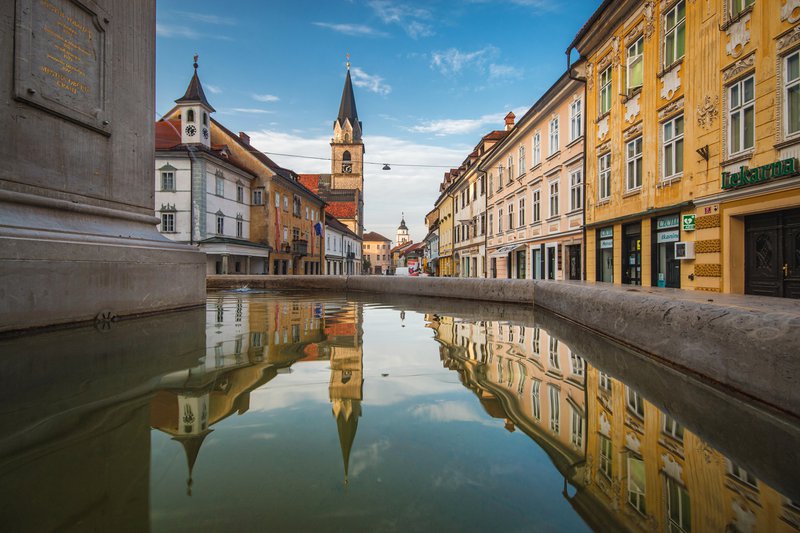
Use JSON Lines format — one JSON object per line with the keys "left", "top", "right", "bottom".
{"left": 437, "top": 186, "right": 455, "bottom": 276}
{"left": 573, "top": 0, "right": 800, "bottom": 296}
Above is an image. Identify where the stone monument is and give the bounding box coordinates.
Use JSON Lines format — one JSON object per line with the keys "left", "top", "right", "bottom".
{"left": 0, "top": 0, "right": 205, "bottom": 332}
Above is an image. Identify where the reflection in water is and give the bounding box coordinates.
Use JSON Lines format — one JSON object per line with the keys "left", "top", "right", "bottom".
{"left": 0, "top": 293, "right": 797, "bottom": 531}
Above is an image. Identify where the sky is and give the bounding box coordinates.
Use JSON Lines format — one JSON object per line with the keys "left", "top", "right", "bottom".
{"left": 155, "top": 0, "right": 601, "bottom": 243}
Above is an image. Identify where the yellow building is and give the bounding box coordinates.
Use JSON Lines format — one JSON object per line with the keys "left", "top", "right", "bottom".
{"left": 436, "top": 173, "right": 456, "bottom": 276}
{"left": 571, "top": 0, "right": 800, "bottom": 297}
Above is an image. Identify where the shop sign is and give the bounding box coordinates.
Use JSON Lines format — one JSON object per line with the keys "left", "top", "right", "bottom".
{"left": 600, "top": 239, "right": 613, "bottom": 249}
{"left": 599, "top": 227, "right": 613, "bottom": 238}
{"left": 721, "top": 158, "right": 797, "bottom": 190}
{"left": 657, "top": 230, "right": 680, "bottom": 243}
{"left": 656, "top": 215, "right": 680, "bottom": 230}
{"left": 682, "top": 214, "right": 695, "bottom": 231}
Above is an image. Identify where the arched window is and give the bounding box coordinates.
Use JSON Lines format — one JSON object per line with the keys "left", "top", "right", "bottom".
{"left": 342, "top": 151, "right": 351, "bottom": 162}
{"left": 187, "top": 109, "right": 195, "bottom": 122}
{"left": 203, "top": 112, "right": 208, "bottom": 125}
{"left": 341, "top": 150, "right": 352, "bottom": 173}
{"left": 344, "top": 133, "right": 350, "bottom": 143}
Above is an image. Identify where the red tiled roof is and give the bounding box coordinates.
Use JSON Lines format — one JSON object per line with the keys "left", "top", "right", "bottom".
{"left": 326, "top": 201, "right": 357, "bottom": 219}
{"left": 155, "top": 119, "right": 182, "bottom": 149}
{"left": 324, "top": 322, "right": 356, "bottom": 336}
{"left": 362, "top": 231, "right": 390, "bottom": 242}
{"left": 391, "top": 241, "right": 415, "bottom": 254}
{"left": 297, "top": 174, "right": 321, "bottom": 194}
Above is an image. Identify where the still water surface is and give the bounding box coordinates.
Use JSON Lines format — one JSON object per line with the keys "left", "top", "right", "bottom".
{"left": 0, "top": 292, "right": 798, "bottom": 532}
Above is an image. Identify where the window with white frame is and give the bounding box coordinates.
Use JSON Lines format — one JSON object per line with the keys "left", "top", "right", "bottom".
{"left": 626, "top": 136, "right": 643, "bottom": 191}
{"left": 236, "top": 215, "right": 243, "bottom": 238}
{"left": 627, "top": 37, "right": 644, "bottom": 91}
{"left": 663, "top": 114, "right": 684, "bottom": 179}
{"left": 664, "top": 1, "right": 686, "bottom": 67}
{"left": 498, "top": 208, "right": 504, "bottom": 232}
{"left": 549, "top": 117, "right": 559, "bottom": 156}
{"left": 570, "top": 352, "right": 585, "bottom": 378}
{"left": 489, "top": 213, "right": 494, "bottom": 236}
{"left": 548, "top": 336, "right": 560, "bottom": 369}
{"left": 252, "top": 189, "right": 263, "bottom": 205}
{"left": 507, "top": 156, "right": 514, "bottom": 184}
{"left": 785, "top": 51, "right": 800, "bottom": 137}
{"left": 726, "top": 459, "right": 758, "bottom": 488}
{"left": 728, "top": 75, "right": 755, "bottom": 155}
{"left": 626, "top": 386, "right": 645, "bottom": 419}
{"left": 508, "top": 203, "right": 514, "bottom": 230}
{"left": 215, "top": 173, "right": 224, "bottom": 196}
{"left": 730, "top": 0, "right": 754, "bottom": 18}
{"left": 666, "top": 476, "right": 691, "bottom": 533}
{"left": 549, "top": 385, "right": 560, "bottom": 433}
{"left": 161, "top": 171, "right": 175, "bottom": 191}
{"left": 519, "top": 197, "right": 525, "bottom": 226}
{"left": 570, "top": 169, "right": 582, "bottom": 211}
{"left": 283, "top": 195, "right": 289, "bottom": 211}
{"left": 236, "top": 184, "right": 244, "bottom": 203}
{"left": 549, "top": 180, "right": 559, "bottom": 217}
{"left": 532, "top": 189, "right": 541, "bottom": 223}
{"left": 216, "top": 213, "right": 224, "bottom": 235}
{"left": 599, "top": 66, "right": 612, "bottom": 115}
{"left": 498, "top": 165, "right": 504, "bottom": 187}
{"left": 161, "top": 212, "right": 175, "bottom": 232}
{"left": 570, "top": 99, "right": 582, "bottom": 141}
{"left": 627, "top": 456, "right": 647, "bottom": 514}
{"left": 599, "top": 435, "right": 612, "bottom": 478}
{"left": 531, "top": 379, "right": 541, "bottom": 420}
{"left": 571, "top": 407, "right": 585, "bottom": 448}
{"left": 598, "top": 153, "right": 611, "bottom": 200}
{"left": 532, "top": 327, "right": 541, "bottom": 355}
{"left": 275, "top": 191, "right": 280, "bottom": 207}
{"left": 599, "top": 371, "right": 612, "bottom": 392}
{"left": 533, "top": 132, "right": 541, "bottom": 166}
{"left": 519, "top": 146, "right": 526, "bottom": 176}
{"left": 489, "top": 173, "right": 494, "bottom": 195}
{"left": 662, "top": 414, "right": 684, "bottom": 441}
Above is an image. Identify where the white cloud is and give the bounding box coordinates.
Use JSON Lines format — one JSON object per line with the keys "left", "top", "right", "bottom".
{"left": 156, "top": 23, "right": 232, "bottom": 40}
{"left": 173, "top": 11, "right": 237, "bottom": 25}
{"left": 350, "top": 67, "right": 391, "bottom": 96}
{"left": 348, "top": 438, "right": 391, "bottom": 478}
{"left": 489, "top": 63, "right": 523, "bottom": 80}
{"left": 408, "top": 111, "right": 505, "bottom": 136}
{"left": 252, "top": 93, "right": 280, "bottom": 103}
{"left": 206, "top": 84, "right": 223, "bottom": 94}
{"left": 411, "top": 400, "right": 494, "bottom": 425}
{"left": 229, "top": 108, "right": 274, "bottom": 114}
{"left": 312, "top": 22, "right": 388, "bottom": 37}
{"left": 368, "top": 0, "right": 434, "bottom": 39}
{"left": 430, "top": 46, "right": 498, "bottom": 75}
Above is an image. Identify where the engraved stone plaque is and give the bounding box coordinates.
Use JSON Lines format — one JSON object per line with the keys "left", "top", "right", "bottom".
{"left": 14, "top": 0, "right": 111, "bottom": 135}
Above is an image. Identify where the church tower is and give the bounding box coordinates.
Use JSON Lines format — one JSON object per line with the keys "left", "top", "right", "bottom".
{"left": 331, "top": 58, "right": 365, "bottom": 222}
{"left": 396, "top": 213, "right": 410, "bottom": 245}
{"left": 175, "top": 55, "right": 215, "bottom": 149}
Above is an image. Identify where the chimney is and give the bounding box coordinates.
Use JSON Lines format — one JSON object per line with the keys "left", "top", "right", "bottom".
{"left": 504, "top": 112, "right": 516, "bottom": 131}
{"left": 239, "top": 131, "right": 250, "bottom": 145}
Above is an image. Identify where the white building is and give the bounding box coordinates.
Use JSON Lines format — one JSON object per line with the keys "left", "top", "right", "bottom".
{"left": 325, "top": 214, "right": 362, "bottom": 275}
{"left": 396, "top": 214, "right": 410, "bottom": 246}
{"left": 154, "top": 60, "right": 270, "bottom": 275}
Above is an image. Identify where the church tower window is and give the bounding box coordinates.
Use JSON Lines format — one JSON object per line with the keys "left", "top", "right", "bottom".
{"left": 187, "top": 109, "right": 195, "bottom": 122}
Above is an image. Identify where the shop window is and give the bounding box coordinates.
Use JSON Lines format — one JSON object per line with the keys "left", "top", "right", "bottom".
{"left": 785, "top": 51, "right": 800, "bottom": 137}
{"left": 597, "top": 226, "right": 614, "bottom": 282}
{"left": 662, "top": 114, "right": 684, "bottom": 180}
{"left": 598, "top": 153, "right": 611, "bottom": 200}
{"left": 626, "top": 136, "right": 643, "bottom": 191}
{"left": 599, "top": 66, "right": 612, "bottom": 115}
{"left": 627, "top": 36, "right": 644, "bottom": 91}
{"left": 664, "top": 1, "right": 685, "bottom": 68}
{"left": 728, "top": 75, "right": 755, "bottom": 156}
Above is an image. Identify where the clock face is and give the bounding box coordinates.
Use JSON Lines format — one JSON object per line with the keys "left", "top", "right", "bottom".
{"left": 202, "top": 128, "right": 209, "bottom": 139}
{"left": 342, "top": 163, "right": 352, "bottom": 173}
{"left": 185, "top": 124, "right": 197, "bottom": 136}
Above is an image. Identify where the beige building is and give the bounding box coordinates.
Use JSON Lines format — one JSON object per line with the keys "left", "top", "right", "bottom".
{"left": 483, "top": 71, "right": 585, "bottom": 280}
{"left": 362, "top": 231, "right": 392, "bottom": 274}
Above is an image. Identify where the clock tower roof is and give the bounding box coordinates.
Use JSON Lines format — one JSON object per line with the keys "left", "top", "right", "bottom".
{"left": 175, "top": 55, "right": 216, "bottom": 112}
{"left": 336, "top": 65, "right": 361, "bottom": 140}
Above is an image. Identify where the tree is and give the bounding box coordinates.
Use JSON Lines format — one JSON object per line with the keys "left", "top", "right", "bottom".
{"left": 362, "top": 256, "right": 371, "bottom": 274}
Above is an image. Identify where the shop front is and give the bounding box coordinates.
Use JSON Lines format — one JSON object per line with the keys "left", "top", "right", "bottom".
{"left": 595, "top": 227, "right": 614, "bottom": 283}
{"left": 651, "top": 214, "right": 681, "bottom": 288}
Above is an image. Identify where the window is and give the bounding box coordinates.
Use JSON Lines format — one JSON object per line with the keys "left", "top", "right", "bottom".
{"left": 663, "top": 114, "right": 685, "bottom": 179}
{"left": 532, "top": 133, "right": 541, "bottom": 166}
{"left": 731, "top": 0, "right": 754, "bottom": 17}
{"left": 215, "top": 173, "right": 224, "bottom": 196}
{"left": 664, "top": 1, "right": 686, "bottom": 67}
{"left": 508, "top": 203, "right": 514, "bottom": 230}
{"left": 518, "top": 198, "right": 525, "bottom": 226}
{"left": 599, "top": 436, "right": 612, "bottom": 478}
{"left": 570, "top": 100, "right": 582, "bottom": 141}
{"left": 498, "top": 165, "right": 504, "bottom": 186}
{"left": 531, "top": 379, "right": 541, "bottom": 420}
{"left": 570, "top": 352, "right": 585, "bottom": 377}
{"left": 533, "top": 190, "right": 541, "bottom": 223}
{"left": 283, "top": 195, "right": 289, "bottom": 211}
{"left": 186, "top": 109, "right": 195, "bottom": 122}
{"left": 728, "top": 75, "right": 755, "bottom": 155}
{"left": 216, "top": 213, "right": 224, "bottom": 235}
{"left": 252, "top": 190, "right": 263, "bottom": 205}
{"left": 548, "top": 337, "right": 560, "bottom": 369}
{"left": 570, "top": 170, "right": 582, "bottom": 211}
{"left": 480, "top": 213, "right": 486, "bottom": 235}
{"left": 161, "top": 171, "right": 175, "bottom": 191}
{"left": 663, "top": 414, "right": 684, "bottom": 441}
{"left": 283, "top": 226, "right": 288, "bottom": 242}
{"left": 519, "top": 146, "right": 526, "bottom": 176}
{"left": 626, "top": 137, "right": 643, "bottom": 190}
{"left": 549, "top": 385, "right": 560, "bottom": 433}
{"left": 726, "top": 459, "right": 758, "bottom": 488}
{"left": 202, "top": 112, "right": 208, "bottom": 126}
{"left": 275, "top": 191, "right": 280, "bottom": 207}
{"left": 489, "top": 173, "right": 494, "bottom": 195}
{"left": 786, "top": 51, "right": 800, "bottom": 136}
{"left": 627, "top": 456, "right": 647, "bottom": 514}
{"left": 498, "top": 208, "right": 503, "bottom": 232}
{"left": 292, "top": 227, "right": 300, "bottom": 241}
{"left": 599, "top": 372, "right": 612, "bottom": 392}
{"left": 305, "top": 206, "right": 309, "bottom": 220}
{"left": 236, "top": 215, "right": 243, "bottom": 238}
{"left": 549, "top": 117, "right": 559, "bottom": 156}
{"left": 599, "top": 153, "right": 611, "bottom": 200}
{"left": 473, "top": 182, "right": 477, "bottom": 200}
{"left": 236, "top": 184, "right": 244, "bottom": 203}
{"left": 627, "top": 37, "right": 644, "bottom": 91}
{"left": 489, "top": 213, "right": 494, "bottom": 236}
{"left": 666, "top": 476, "right": 691, "bottom": 533}
{"left": 293, "top": 196, "right": 301, "bottom": 217}
{"left": 549, "top": 180, "right": 559, "bottom": 217}
{"left": 507, "top": 156, "right": 514, "bottom": 184}
{"left": 161, "top": 212, "right": 175, "bottom": 232}
{"left": 626, "top": 386, "right": 645, "bottom": 419}
{"left": 571, "top": 407, "right": 584, "bottom": 448}
{"left": 532, "top": 327, "right": 541, "bottom": 355}
{"left": 599, "top": 66, "right": 612, "bottom": 114}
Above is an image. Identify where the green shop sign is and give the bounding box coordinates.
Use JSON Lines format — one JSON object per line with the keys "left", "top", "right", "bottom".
{"left": 721, "top": 158, "right": 797, "bottom": 190}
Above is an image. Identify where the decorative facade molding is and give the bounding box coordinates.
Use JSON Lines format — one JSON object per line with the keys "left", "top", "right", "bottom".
{"left": 612, "top": 36, "right": 621, "bottom": 66}
{"left": 625, "top": 432, "right": 642, "bottom": 454}
{"left": 625, "top": 21, "right": 644, "bottom": 46}
{"left": 661, "top": 64, "right": 681, "bottom": 99}
{"left": 658, "top": 96, "right": 684, "bottom": 120}
{"left": 722, "top": 53, "right": 755, "bottom": 83}
{"left": 782, "top": 0, "right": 800, "bottom": 23}
{"left": 694, "top": 263, "right": 721, "bottom": 277}
{"left": 644, "top": 2, "right": 656, "bottom": 39}
{"left": 697, "top": 213, "right": 721, "bottom": 229}
{"left": 661, "top": 454, "right": 684, "bottom": 482}
{"left": 624, "top": 121, "right": 643, "bottom": 140}
{"left": 725, "top": 14, "right": 751, "bottom": 58}
{"left": 777, "top": 25, "right": 800, "bottom": 51}
{"left": 696, "top": 239, "right": 721, "bottom": 253}
{"left": 586, "top": 62, "right": 594, "bottom": 90}
{"left": 625, "top": 93, "right": 641, "bottom": 123}
{"left": 597, "top": 115, "right": 609, "bottom": 140}
{"left": 696, "top": 95, "right": 719, "bottom": 129}
{"left": 597, "top": 140, "right": 611, "bottom": 154}
{"left": 597, "top": 53, "right": 613, "bottom": 73}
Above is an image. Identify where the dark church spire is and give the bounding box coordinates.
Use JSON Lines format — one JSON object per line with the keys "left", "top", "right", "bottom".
{"left": 336, "top": 55, "right": 361, "bottom": 140}
{"left": 175, "top": 54, "right": 216, "bottom": 112}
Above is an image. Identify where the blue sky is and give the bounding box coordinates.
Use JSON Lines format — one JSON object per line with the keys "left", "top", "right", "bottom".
{"left": 156, "top": 0, "right": 601, "bottom": 242}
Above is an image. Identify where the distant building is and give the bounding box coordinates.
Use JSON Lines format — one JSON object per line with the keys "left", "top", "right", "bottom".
{"left": 325, "top": 214, "right": 362, "bottom": 275}
{"left": 423, "top": 207, "right": 440, "bottom": 275}
{"left": 362, "top": 231, "right": 392, "bottom": 274}
{"left": 396, "top": 213, "right": 410, "bottom": 245}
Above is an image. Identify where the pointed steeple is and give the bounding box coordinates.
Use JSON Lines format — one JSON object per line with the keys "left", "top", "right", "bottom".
{"left": 336, "top": 57, "right": 361, "bottom": 140}
{"left": 175, "top": 55, "right": 216, "bottom": 112}
{"left": 173, "top": 430, "right": 212, "bottom": 496}
{"left": 398, "top": 212, "right": 408, "bottom": 231}
{"left": 333, "top": 399, "right": 361, "bottom": 484}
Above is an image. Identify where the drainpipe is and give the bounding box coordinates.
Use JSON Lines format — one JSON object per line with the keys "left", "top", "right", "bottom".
{"left": 567, "top": 46, "right": 587, "bottom": 281}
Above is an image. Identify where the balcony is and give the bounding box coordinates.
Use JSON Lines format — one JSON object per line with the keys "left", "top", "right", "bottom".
{"left": 292, "top": 239, "right": 308, "bottom": 256}
{"left": 347, "top": 251, "right": 356, "bottom": 259}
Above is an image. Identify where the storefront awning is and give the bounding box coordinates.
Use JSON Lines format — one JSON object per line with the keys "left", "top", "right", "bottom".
{"left": 490, "top": 244, "right": 519, "bottom": 257}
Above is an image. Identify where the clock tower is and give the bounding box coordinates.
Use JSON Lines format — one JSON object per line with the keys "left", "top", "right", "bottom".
{"left": 331, "top": 59, "right": 364, "bottom": 195}
{"left": 176, "top": 55, "right": 215, "bottom": 148}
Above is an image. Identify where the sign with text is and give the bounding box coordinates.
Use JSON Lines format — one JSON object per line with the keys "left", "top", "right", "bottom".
{"left": 14, "top": 0, "right": 111, "bottom": 135}
{"left": 721, "top": 158, "right": 797, "bottom": 190}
